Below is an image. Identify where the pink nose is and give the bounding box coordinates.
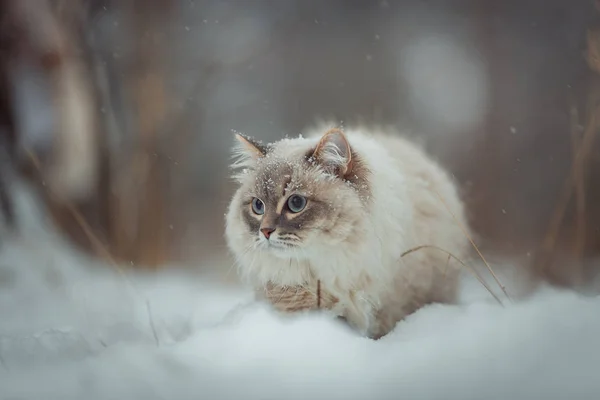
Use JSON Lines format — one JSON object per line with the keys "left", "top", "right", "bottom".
{"left": 260, "top": 227, "right": 275, "bottom": 239}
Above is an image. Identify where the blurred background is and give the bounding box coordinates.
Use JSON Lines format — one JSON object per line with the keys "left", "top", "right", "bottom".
{"left": 1, "top": 0, "right": 600, "bottom": 288}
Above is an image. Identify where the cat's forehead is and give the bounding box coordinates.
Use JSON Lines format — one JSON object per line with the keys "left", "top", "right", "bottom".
{"left": 251, "top": 154, "right": 316, "bottom": 199}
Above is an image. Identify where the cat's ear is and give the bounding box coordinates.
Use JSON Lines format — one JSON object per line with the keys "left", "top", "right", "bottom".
{"left": 234, "top": 133, "right": 267, "bottom": 159}
{"left": 312, "top": 128, "right": 353, "bottom": 177}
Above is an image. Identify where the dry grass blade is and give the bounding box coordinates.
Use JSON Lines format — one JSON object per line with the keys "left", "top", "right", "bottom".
{"left": 25, "top": 147, "right": 165, "bottom": 341}
{"left": 442, "top": 254, "right": 451, "bottom": 280}
{"left": 569, "top": 94, "right": 586, "bottom": 282}
{"left": 536, "top": 32, "right": 600, "bottom": 283}
{"left": 24, "top": 148, "right": 144, "bottom": 291}
{"left": 25, "top": 149, "right": 114, "bottom": 262}
{"left": 146, "top": 299, "right": 160, "bottom": 347}
{"left": 317, "top": 279, "right": 321, "bottom": 309}
{"left": 538, "top": 109, "right": 596, "bottom": 271}
{"left": 401, "top": 245, "right": 504, "bottom": 306}
{"left": 433, "top": 189, "right": 511, "bottom": 302}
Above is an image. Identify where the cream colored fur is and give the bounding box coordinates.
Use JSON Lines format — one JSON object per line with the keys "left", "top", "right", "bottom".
{"left": 225, "top": 124, "right": 470, "bottom": 339}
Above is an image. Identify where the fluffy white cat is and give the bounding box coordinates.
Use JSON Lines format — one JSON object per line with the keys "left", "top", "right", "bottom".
{"left": 225, "top": 125, "right": 470, "bottom": 339}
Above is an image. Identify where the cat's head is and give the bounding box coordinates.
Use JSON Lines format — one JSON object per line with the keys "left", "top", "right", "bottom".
{"left": 225, "top": 128, "right": 371, "bottom": 264}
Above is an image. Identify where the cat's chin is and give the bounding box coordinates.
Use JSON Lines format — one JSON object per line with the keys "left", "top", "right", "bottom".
{"left": 261, "top": 240, "right": 305, "bottom": 259}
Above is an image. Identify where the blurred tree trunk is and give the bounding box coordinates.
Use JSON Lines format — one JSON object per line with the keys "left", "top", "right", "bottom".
{"left": 0, "top": 0, "right": 174, "bottom": 268}
{"left": 0, "top": 4, "right": 17, "bottom": 228}
{"left": 533, "top": 4, "right": 600, "bottom": 287}
{"left": 109, "top": 0, "right": 172, "bottom": 267}
{"left": 0, "top": 0, "right": 102, "bottom": 248}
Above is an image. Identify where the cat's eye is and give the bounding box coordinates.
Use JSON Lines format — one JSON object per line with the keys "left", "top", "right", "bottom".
{"left": 251, "top": 198, "right": 265, "bottom": 215}
{"left": 287, "top": 195, "right": 307, "bottom": 213}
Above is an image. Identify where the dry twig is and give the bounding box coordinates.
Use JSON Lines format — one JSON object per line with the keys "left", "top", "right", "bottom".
{"left": 146, "top": 299, "right": 160, "bottom": 347}
{"left": 401, "top": 244, "right": 504, "bottom": 306}
{"left": 433, "top": 189, "right": 511, "bottom": 302}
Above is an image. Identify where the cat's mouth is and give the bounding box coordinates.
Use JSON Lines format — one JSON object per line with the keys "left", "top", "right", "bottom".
{"left": 266, "top": 242, "right": 304, "bottom": 260}
{"left": 266, "top": 240, "right": 299, "bottom": 249}
{"left": 259, "top": 238, "right": 303, "bottom": 255}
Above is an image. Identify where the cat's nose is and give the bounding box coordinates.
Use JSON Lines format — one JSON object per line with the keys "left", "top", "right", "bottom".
{"left": 260, "top": 227, "right": 275, "bottom": 239}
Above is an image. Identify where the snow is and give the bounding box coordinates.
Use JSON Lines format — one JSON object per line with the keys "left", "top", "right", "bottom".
{"left": 1, "top": 196, "right": 600, "bottom": 399}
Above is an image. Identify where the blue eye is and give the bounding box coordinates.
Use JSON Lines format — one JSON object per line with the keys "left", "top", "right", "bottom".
{"left": 287, "top": 195, "right": 307, "bottom": 213}
{"left": 251, "top": 198, "right": 265, "bottom": 215}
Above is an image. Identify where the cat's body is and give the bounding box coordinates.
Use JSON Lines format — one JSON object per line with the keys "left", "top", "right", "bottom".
{"left": 225, "top": 125, "right": 470, "bottom": 339}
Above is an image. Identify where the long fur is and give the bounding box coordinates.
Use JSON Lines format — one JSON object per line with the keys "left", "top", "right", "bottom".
{"left": 225, "top": 124, "right": 471, "bottom": 339}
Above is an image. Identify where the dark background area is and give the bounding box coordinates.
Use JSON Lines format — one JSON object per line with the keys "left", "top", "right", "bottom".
{"left": 2, "top": 0, "right": 599, "bottom": 286}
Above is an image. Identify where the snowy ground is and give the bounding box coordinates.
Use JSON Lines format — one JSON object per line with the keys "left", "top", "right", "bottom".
{"left": 1, "top": 193, "right": 600, "bottom": 400}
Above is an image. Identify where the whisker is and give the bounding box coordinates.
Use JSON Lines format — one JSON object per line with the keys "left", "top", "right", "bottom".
{"left": 226, "top": 239, "right": 258, "bottom": 277}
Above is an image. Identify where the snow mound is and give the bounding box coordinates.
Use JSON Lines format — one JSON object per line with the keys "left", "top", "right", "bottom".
{"left": 0, "top": 233, "right": 599, "bottom": 400}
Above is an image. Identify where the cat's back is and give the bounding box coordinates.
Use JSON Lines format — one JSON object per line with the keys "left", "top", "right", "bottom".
{"left": 382, "top": 132, "right": 461, "bottom": 203}
{"left": 374, "top": 129, "right": 469, "bottom": 262}
{"left": 333, "top": 126, "right": 468, "bottom": 252}
{"left": 342, "top": 127, "right": 449, "bottom": 184}
{"left": 304, "top": 124, "right": 465, "bottom": 228}
{"left": 318, "top": 127, "right": 460, "bottom": 202}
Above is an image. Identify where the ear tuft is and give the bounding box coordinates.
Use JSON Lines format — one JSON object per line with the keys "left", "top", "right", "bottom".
{"left": 234, "top": 132, "right": 267, "bottom": 159}
{"left": 312, "top": 128, "right": 353, "bottom": 177}
{"left": 230, "top": 132, "right": 268, "bottom": 181}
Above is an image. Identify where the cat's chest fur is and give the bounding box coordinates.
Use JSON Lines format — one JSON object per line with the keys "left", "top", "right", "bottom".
{"left": 257, "top": 238, "right": 422, "bottom": 337}
{"left": 265, "top": 277, "right": 380, "bottom": 337}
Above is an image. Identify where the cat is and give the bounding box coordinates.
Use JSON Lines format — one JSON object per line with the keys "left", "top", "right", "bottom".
{"left": 224, "top": 124, "right": 471, "bottom": 339}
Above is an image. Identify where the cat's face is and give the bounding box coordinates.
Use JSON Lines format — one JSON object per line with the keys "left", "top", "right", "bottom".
{"left": 225, "top": 129, "right": 371, "bottom": 262}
